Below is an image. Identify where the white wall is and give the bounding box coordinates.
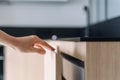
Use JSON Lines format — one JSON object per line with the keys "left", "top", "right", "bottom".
{"left": 108, "top": 0, "right": 120, "bottom": 19}
{"left": 0, "top": 0, "right": 88, "bottom": 27}
{"left": 89, "top": 0, "right": 106, "bottom": 24}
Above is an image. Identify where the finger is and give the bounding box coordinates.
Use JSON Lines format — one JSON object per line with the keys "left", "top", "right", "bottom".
{"left": 31, "top": 35, "right": 55, "bottom": 51}
{"left": 34, "top": 40, "right": 55, "bottom": 51}
{"left": 33, "top": 45, "right": 46, "bottom": 54}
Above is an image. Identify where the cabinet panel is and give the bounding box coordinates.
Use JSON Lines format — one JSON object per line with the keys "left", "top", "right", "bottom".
{"left": 4, "top": 42, "right": 61, "bottom": 80}
{"left": 86, "top": 42, "right": 120, "bottom": 80}
{"left": 5, "top": 47, "right": 44, "bottom": 80}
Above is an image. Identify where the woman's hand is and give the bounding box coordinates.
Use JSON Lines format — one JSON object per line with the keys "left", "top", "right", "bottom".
{"left": 13, "top": 35, "right": 54, "bottom": 55}
{"left": 0, "top": 30, "right": 54, "bottom": 54}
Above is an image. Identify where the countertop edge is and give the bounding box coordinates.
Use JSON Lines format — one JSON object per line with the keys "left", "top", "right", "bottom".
{"left": 80, "top": 37, "right": 120, "bottom": 42}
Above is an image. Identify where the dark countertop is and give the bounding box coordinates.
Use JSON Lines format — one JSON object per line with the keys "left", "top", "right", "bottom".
{"left": 80, "top": 37, "right": 120, "bottom": 42}
{"left": 57, "top": 37, "right": 120, "bottom": 42}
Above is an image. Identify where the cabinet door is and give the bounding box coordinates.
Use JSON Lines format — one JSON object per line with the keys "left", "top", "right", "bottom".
{"left": 5, "top": 47, "right": 44, "bottom": 80}
{"left": 4, "top": 43, "right": 62, "bottom": 80}
{"left": 44, "top": 42, "right": 62, "bottom": 80}
{"left": 86, "top": 42, "right": 120, "bottom": 80}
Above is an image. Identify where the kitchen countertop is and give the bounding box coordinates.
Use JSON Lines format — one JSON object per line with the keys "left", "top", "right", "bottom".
{"left": 55, "top": 37, "right": 120, "bottom": 42}
{"left": 80, "top": 37, "right": 120, "bottom": 41}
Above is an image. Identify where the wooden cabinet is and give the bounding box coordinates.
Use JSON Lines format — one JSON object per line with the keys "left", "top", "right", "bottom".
{"left": 85, "top": 42, "right": 120, "bottom": 80}
{"left": 4, "top": 41, "right": 62, "bottom": 80}
{"left": 4, "top": 41, "right": 120, "bottom": 80}
{"left": 52, "top": 41, "right": 120, "bottom": 80}
{"left": 5, "top": 47, "right": 44, "bottom": 80}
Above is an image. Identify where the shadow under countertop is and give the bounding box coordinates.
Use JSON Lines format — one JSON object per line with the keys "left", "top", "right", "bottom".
{"left": 0, "top": 27, "right": 85, "bottom": 39}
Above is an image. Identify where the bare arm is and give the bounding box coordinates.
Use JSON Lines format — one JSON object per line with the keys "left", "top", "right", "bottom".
{"left": 0, "top": 30, "right": 15, "bottom": 47}
{"left": 0, "top": 30, "right": 54, "bottom": 54}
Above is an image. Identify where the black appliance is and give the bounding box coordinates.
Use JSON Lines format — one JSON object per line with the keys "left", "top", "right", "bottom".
{"left": 89, "top": 17, "right": 120, "bottom": 38}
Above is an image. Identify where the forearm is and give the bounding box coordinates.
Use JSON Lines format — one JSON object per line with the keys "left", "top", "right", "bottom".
{"left": 0, "top": 30, "right": 54, "bottom": 54}
{"left": 0, "top": 30, "right": 16, "bottom": 47}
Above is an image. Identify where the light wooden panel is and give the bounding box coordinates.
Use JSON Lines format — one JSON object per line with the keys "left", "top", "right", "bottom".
{"left": 5, "top": 41, "right": 62, "bottom": 80}
{"left": 49, "top": 41, "right": 86, "bottom": 61}
{"left": 85, "top": 42, "right": 120, "bottom": 80}
{"left": 5, "top": 47, "right": 44, "bottom": 80}
{"left": 44, "top": 41, "right": 62, "bottom": 80}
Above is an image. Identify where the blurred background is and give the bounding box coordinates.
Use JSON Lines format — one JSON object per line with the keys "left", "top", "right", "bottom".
{"left": 0, "top": 0, "right": 120, "bottom": 80}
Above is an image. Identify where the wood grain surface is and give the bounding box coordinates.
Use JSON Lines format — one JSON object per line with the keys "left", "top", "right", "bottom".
{"left": 85, "top": 42, "right": 120, "bottom": 80}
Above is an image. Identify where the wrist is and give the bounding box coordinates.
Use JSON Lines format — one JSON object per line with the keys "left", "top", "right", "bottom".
{"left": 8, "top": 36, "right": 19, "bottom": 49}
{"left": 2, "top": 35, "right": 18, "bottom": 49}
{"left": 0, "top": 30, "right": 18, "bottom": 49}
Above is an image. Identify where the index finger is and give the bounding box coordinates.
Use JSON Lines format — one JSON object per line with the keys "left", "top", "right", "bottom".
{"left": 35, "top": 39, "right": 55, "bottom": 51}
